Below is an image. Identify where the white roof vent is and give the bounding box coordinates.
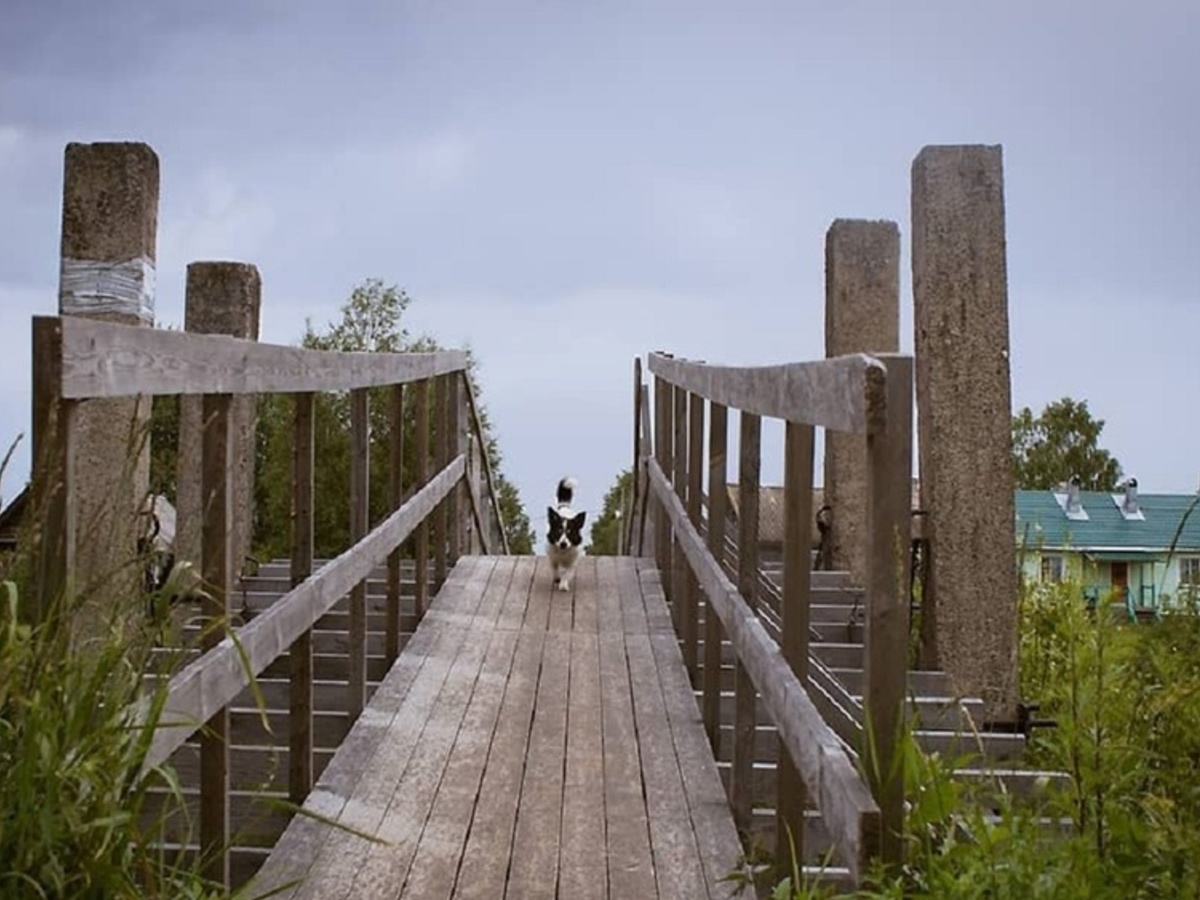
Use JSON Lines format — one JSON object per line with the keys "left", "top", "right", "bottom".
{"left": 1112, "top": 477, "right": 1145, "bottom": 521}
{"left": 1054, "top": 475, "right": 1089, "bottom": 521}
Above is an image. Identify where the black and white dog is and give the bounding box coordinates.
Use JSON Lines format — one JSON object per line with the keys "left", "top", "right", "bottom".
{"left": 547, "top": 477, "right": 586, "bottom": 591}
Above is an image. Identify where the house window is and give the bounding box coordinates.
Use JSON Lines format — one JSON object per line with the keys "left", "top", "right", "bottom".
{"left": 1041, "top": 555, "right": 1064, "bottom": 584}
{"left": 1181, "top": 558, "right": 1200, "bottom": 595}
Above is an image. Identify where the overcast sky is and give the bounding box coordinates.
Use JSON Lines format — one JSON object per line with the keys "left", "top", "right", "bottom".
{"left": 2, "top": 0, "right": 1198, "bottom": 541}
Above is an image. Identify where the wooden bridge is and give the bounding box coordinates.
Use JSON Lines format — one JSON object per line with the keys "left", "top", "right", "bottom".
{"left": 28, "top": 309, "right": 1035, "bottom": 897}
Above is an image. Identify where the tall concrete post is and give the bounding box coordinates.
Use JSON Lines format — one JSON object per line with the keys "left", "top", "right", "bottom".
{"left": 57, "top": 142, "right": 158, "bottom": 603}
{"left": 912, "top": 145, "right": 1018, "bottom": 723}
{"left": 824, "top": 219, "right": 900, "bottom": 584}
{"left": 176, "top": 263, "right": 262, "bottom": 576}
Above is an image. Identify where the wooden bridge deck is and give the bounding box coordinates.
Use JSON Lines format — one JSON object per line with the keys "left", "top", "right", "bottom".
{"left": 252, "top": 555, "right": 743, "bottom": 899}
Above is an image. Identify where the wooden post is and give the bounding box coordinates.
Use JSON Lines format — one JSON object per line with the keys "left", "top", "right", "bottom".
{"left": 414, "top": 378, "right": 430, "bottom": 619}
{"left": 731, "top": 410, "right": 761, "bottom": 835}
{"left": 348, "top": 387, "right": 369, "bottom": 721}
{"left": 778, "top": 420, "right": 815, "bottom": 866}
{"left": 636, "top": 383, "right": 653, "bottom": 558}
{"left": 683, "top": 391, "right": 704, "bottom": 682}
{"left": 864, "top": 356, "right": 913, "bottom": 869}
{"left": 200, "top": 392, "right": 232, "bottom": 888}
{"left": 673, "top": 384, "right": 692, "bottom": 659}
{"left": 433, "top": 375, "right": 449, "bottom": 590}
{"left": 289, "top": 392, "right": 315, "bottom": 805}
{"left": 386, "top": 383, "right": 405, "bottom": 664}
{"left": 653, "top": 371, "right": 674, "bottom": 595}
{"left": 629, "top": 357, "right": 642, "bottom": 556}
{"left": 30, "top": 317, "right": 76, "bottom": 623}
{"left": 447, "top": 371, "right": 463, "bottom": 566}
{"left": 703, "top": 402, "right": 728, "bottom": 752}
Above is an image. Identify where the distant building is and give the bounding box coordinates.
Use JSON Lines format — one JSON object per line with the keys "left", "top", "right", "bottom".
{"left": 1016, "top": 479, "right": 1200, "bottom": 613}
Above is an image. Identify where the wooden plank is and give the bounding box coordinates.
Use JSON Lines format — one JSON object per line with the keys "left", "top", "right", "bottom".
{"left": 55, "top": 314, "right": 467, "bottom": 398}
{"left": 462, "top": 373, "right": 508, "bottom": 553}
{"left": 703, "top": 402, "right": 728, "bottom": 753}
{"left": 648, "top": 632, "right": 742, "bottom": 898}
{"left": 454, "top": 626, "right": 546, "bottom": 899}
{"left": 349, "top": 387, "right": 370, "bottom": 722}
{"left": 629, "top": 356, "right": 643, "bottom": 556}
{"left": 414, "top": 378, "right": 431, "bottom": 619}
{"left": 863, "top": 353, "right": 913, "bottom": 870}
{"left": 615, "top": 556, "right": 649, "bottom": 636}
{"left": 557, "top": 630, "right": 607, "bottom": 899}
{"left": 496, "top": 555, "right": 538, "bottom": 632}
{"left": 200, "top": 391, "right": 234, "bottom": 888}
{"left": 506, "top": 630, "right": 571, "bottom": 898}
{"left": 626, "top": 633, "right": 708, "bottom": 899}
{"left": 732, "top": 410, "right": 761, "bottom": 835}
{"left": 522, "top": 556, "right": 554, "bottom": 633}
{"left": 547, "top": 552, "right": 577, "bottom": 633}
{"left": 636, "top": 560, "right": 675, "bottom": 634}
{"left": 599, "top": 631, "right": 657, "bottom": 898}
{"left": 572, "top": 556, "right": 599, "bottom": 634}
{"left": 141, "top": 456, "right": 465, "bottom": 770}
{"left": 397, "top": 626, "right": 521, "bottom": 898}
{"left": 654, "top": 372, "right": 673, "bottom": 579}
{"left": 646, "top": 351, "right": 877, "bottom": 434}
{"left": 289, "top": 389, "right": 316, "bottom": 804}
{"left": 685, "top": 390, "right": 705, "bottom": 682}
{"left": 344, "top": 586, "right": 500, "bottom": 898}
{"left": 30, "top": 316, "right": 76, "bottom": 623}
{"left": 778, "top": 420, "right": 815, "bottom": 866}
{"left": 594, "top": 557, "right": 624, "bottom": 635}
{"left": 636, "top": 383, "right": 654, "bottom": 557}
{"left": 386, "top": 383, "right": 405, "bottom": 663}
{"left": 647, "top": 461, "right": 880, "bottom": 884}
{"left": 674, "top": 384, "right": 696, "bottom": 675}
{"left": 280, "top": 559, "right": 499, "bottom": 900}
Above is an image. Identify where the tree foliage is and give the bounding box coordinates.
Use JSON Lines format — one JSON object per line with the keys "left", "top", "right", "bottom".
{"left": 253, "top": 279, "right": 534, "bottom": 559}
{"left": 585, "top": 469, "right": 634, "bottom": 556}
{"left": 1012, "top": 397, "right": 1122, "bottom": 491}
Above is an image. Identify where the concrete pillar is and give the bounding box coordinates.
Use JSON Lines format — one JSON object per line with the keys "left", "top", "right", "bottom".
{"left": 57, "top": 142, "right": 158, "bottom": 601}
{"left": 911, "top": 145, "right": 1018, "bottom": 723}
{"left": 823, "top": 219, "right": 900, "bottom": 584}
{"left": 176, "top": 263, "right": 262, "bottom": 575}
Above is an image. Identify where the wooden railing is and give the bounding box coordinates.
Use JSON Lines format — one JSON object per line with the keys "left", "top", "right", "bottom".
{"left": 29, "top": 314, "right": 508, "bottom": 886}
{"left": 629, "top": 349, "right": 913, "bottom": 884}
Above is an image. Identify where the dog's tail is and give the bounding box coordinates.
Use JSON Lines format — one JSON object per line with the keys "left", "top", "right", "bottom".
{"left": 557, "top": 477, "right": 578, "bottom": 505}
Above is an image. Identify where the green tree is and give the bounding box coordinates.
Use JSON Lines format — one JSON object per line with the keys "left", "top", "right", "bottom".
{"left": 254, "top": 279, "right": 534, "bottom": 559}
{"left": 1012, "top": 397, "right": 1123, "bottom": 491}
{"left": 585, "top": 469, "right": 634, "bottom": 556}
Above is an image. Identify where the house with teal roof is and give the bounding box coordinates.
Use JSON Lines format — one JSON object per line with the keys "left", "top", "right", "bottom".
{"left": 1015, "top": 479, "right": 1200, "bottom": 614}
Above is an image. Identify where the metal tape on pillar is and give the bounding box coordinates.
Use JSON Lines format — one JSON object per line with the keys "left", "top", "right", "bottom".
{"left": 60, "top": 256, "right": 156, "bottom": 323}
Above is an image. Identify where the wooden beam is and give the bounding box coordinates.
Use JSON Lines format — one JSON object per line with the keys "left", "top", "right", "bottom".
{"left": 702, "top": 402, "right": 728, "bottom": 752}
{"left": 139, "top": 455, "right": 465, "bottom": 771}
{"left": 462, "top": 373, "right": 508, "bottom": 554}
{"left": 289, "top": 392, "right": 315, "bottom": 804}
{"left": 30, "top": 316, "right": 76, "bottom": 622}
{"left": 863, "top": 354, "right": 913, "bottom": 870}
{"left": 777, "top": 420, "right": 815, "bottom": 867}
{"left": 200, "top": 392, "right": 233, "bottom": 888}
{"left": 685, "top": 391, "right": 704, "bottom": 684}
{"left": 635, "top": 383, "right": 653, "bottom": 557}
{"left": 647, "top": 460, "right": 881, "bottom": 884}
{"left": 732, "top": 410, "right": 761, "bottom": 835}
{"left": 646, "top": 352, "right": 879, "bottom": 434}
{"left": 386, "top": 384, "right": 405, "bottom": 663}
{"left": 673, "top": 385, "right": 694, "bottom": 674}
{"left": 348, "top": 387, "right": 369, "bottom": 722}
{"left": 414, "top": 378, "right": 431, "bottom": 619}
{"left": 55, "top": 314, "right": 467, "bottom": 398}
{"left": 433, "top": 375, "right": 449, "bottom": 590}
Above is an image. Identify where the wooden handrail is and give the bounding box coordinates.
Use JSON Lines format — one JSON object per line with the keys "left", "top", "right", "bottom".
{"left": 647, "top": 461, "right": 881, "bottom": 882}
{"left": 646, "top": 351, "right": 884, "bottom": 434}
{"left": 140, "top": 454, "right": 465, "bottom": 771}
{"left": 46, "top": 314, "right": 467, "bottom": 398}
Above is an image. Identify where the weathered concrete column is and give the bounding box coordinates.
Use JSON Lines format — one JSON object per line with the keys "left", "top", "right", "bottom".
{"left": 57, "top": 142, "right": 158, "bottom": 602}
{"left": 176, "top": 264, "right": 262, "bottom": 575}
{"left": 912, "top": 145, "right": 1018, "bottom": 723}
{"left": 824, "top": 219, "right": 900, "bottom": 584}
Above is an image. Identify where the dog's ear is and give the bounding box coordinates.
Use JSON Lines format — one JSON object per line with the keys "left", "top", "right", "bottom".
{"left": 570, "top": 511, "right": 587, "bottom": 528}
{"left": 547, "top": 506, "right": 560, "bottom": 522}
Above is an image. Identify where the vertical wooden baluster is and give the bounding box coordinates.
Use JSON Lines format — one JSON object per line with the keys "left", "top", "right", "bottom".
{"left": 447, "top": 371, "right": 462, "bottom": 566}
{"left": 289, "top": 391, "right": 315, "bottom": 804}
{"left": 386, "top": 383, "right": 405, "bottom": 665}
{"left": 778, "top": 420, "right": 814, "bottom": 867}
{"left": 731, "top": 410, "right": 761, "bottom": 836}
{"left": 30, "top": 317, "right": 75, "bottom": 623}
{"left": 414, "top": 378, "right": 430, "bottom": 620}
{"left": 348, "top": 388, "right": 369, "bottom": 721}
{"left": 703, "top": 402, "right": 728, "bottom": 752}
{"left": 200, "top": 392, "right": 232, "bottom": 888}
{"left": 433, "top": 374, "right": 449, "bottom": 591}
